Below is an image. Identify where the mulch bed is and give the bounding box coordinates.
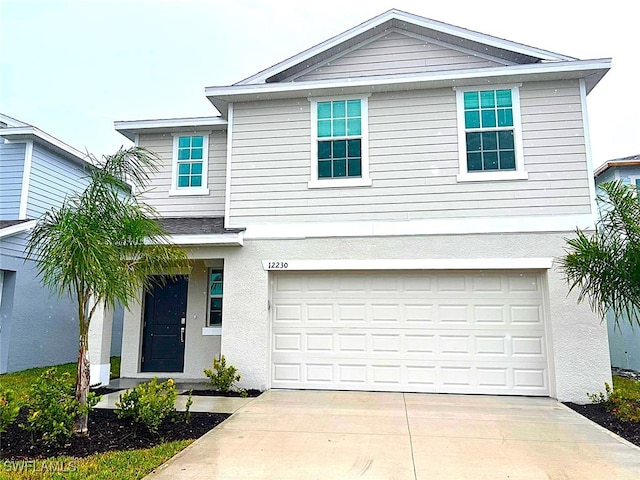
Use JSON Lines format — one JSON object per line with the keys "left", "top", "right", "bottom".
{"left": 564, "top": 402, "right": 640, "bottom": 447}
{"left": 180, "top": 389, "right": 262, "bottom": 398}
{"left": 0, "top": 408, "right": 229, "bottom": 460}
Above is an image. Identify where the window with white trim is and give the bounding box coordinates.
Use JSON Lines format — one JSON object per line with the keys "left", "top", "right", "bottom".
{"left": 208, "top": 269, "right": 223, "bottom": 327}
{"left": 309, "top": 96, "right": 371, "bottom": 188}
{"left": 170, "top": 134, "right": 209, "bottom": 195}
{"left": 455, "top": 87, "right": 526, "bottom": 182}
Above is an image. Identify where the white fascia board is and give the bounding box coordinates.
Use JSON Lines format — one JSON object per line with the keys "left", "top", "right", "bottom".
{"left": 0, "top": 113, "right": 28, "bottom": 127}
{"left": 0, "top": 220, "right": 37, "bottom": 239}
{"left": 114, "top": 117, "right": 227, "bottom": 141}
{"left": 261, "top": 258, "right": 554, "bottom": 272}
{"left": 18, "top": 140, "right": 34, "bottom": 219}
{"left": 0, "top": 127, "right": 91, "bottom": 167}
{"left": 208, "top": 59, "right": 611, "bottom": 103}
{"left": 239, "top": 214, "right": 594, "bottom": 240}
{"left": 224, "top": 103, "right": 234, "bottom": 229}
{"left": 237, "top": 9, "right": 573, "bottom": 85}
{"left": 579, "top": 78, "right": 598, "bottom": 223}
{"left": 390, "top": 10, "right": 575, "bottom": 62}
{"left": 165, "top": 233, "right": 243, "bottom": 246}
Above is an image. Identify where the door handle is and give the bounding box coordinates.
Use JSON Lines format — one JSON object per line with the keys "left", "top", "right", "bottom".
{"left": 180, "top": 327, "right": 185, "bottom": 343}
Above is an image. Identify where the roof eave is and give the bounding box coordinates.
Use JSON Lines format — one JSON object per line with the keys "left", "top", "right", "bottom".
{"left": 0, "top": 127, "right": 91, "bottom": 167}
{"left": 207, "top": 59, "right": 611, "bottom": 107}
{"left": 114, "top": 117, "right": 228, "bottom": 141}
{"left": 0, "top": 219, "right": 37, "bottom": 239}
{"left": 594, "top": 159, "right": 640, "bottom": 178}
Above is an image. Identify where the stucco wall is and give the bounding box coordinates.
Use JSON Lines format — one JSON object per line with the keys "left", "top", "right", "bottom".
{"left": 120, "top": 260, "right": 221, "bottom": 378}
{"left": 120, "top": 232, "right": 611, "bottom": 403}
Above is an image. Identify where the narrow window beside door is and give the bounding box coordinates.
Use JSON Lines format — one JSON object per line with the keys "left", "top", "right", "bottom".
{"left": 208, "top": 269, "right": 223, "bottom": 327}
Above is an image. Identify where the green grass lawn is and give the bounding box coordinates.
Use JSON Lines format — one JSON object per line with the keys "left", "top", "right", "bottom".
{"left": 0, "top": 357, "right": 121, "bottom": 405}
{"left": 1, "top": 441, "right": 191, "bottom": 479}
{"left": 0, "top": 357, "right": 193, "bottom": 479}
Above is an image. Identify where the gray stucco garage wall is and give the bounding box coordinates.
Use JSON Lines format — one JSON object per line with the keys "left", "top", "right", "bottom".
{"left": 120, "top": 231, "right": 610, "bottom": 403}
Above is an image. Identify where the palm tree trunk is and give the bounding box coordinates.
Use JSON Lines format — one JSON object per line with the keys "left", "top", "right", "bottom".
{"left": 74, "top": 327, "right": 90, "bottom": 435}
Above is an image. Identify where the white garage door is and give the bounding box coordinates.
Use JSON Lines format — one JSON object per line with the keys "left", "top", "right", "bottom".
{"left": 270, "top": 271, "right": 550, "bottom": 395}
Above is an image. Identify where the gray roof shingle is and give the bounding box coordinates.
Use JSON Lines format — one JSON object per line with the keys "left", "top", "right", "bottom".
{"left": 0, "top": 219, "right": 33, "bottom": 229}
{"left": 156, "top": 217, "right": 244, "bottom": 236}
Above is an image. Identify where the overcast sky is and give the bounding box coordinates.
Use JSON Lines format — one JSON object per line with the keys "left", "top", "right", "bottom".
{"left": 1, "top": 0, "right": 637, "bottom": 168}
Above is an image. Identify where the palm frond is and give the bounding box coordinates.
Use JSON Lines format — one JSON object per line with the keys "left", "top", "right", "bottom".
{"left": 558, "top": 180, "right": 640, "bottom": 328}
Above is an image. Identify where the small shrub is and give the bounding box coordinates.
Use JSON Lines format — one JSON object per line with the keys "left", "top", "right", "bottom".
{"left": 22, "top": 368, "right": 98, "bottom": 444}
{"left": 587, "top": 382, "right": 613, "bottom": 407}
{"left": 0, "top": 388, "right": 20, "bottom": 433}
{"left": 589, "top": 378, "right": 640, "bottom": 423}
{"left": 204, "top": 355, "right": 241, "bottom": 393}
{"left": 115, "top": 377, "right": 178, "bottom": 433}
{"left": 183, "top": 390, "right": 193, "bottom": 424}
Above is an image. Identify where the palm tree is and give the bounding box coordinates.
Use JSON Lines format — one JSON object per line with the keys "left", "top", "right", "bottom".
{"left": 26, "top": 147, "right": 189, "bottom": 435}
{"left": 558, "top": 180, "right": 640, "bottom": 328}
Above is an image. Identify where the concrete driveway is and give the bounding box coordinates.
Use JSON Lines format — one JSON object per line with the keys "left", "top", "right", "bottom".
{"left": 146, "top": 390, "right": 640, "bottom": 479}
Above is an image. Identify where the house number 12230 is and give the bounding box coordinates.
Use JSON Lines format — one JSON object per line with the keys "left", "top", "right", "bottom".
{"left": 268, "top": 262, "right": 289, "bottom": 269}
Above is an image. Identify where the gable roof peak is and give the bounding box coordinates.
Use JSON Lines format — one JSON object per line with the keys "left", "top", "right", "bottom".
{"left": 235, "top": 9, "right": 577, "bottom": 86}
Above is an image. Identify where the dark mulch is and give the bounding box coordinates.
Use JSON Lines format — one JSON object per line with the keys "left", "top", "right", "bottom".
{"left": 0, "top": 408, "right": 229, "bottom": 460}
{"left": 180, "top": 389, "right": 262, "bottom": 398}
{"left": 564, "top": 402, "right": 640, "bottom": 447}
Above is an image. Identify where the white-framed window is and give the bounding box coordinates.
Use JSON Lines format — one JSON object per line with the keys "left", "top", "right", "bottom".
{"left": 169, "top": 133, "right": 210, "bottom": 196}
{"left": 455, "top": 86, "right": 526, "bottom": 182}
{"left": 308, "top": 95, "right": 371, "bottom": 188}
{"left": 208, "top": 269, "right": 223, "bottom": 327}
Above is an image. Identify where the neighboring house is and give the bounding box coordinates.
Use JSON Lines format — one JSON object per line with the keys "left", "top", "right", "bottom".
{"left": 109, "top": 9, "right": 612, "bottom": 402}
{"left": 0, "top": 113, "right": 123, "bottom": 374}
{"left": 594, "top": 154, "right": 640, "bottom": 372}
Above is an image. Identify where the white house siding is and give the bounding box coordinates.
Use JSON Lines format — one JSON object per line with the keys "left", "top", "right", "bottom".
{"left": 27, "top": 144, "right": 91, "bottom": 218}
{"left": 119, "top": 232, "right": 610, "bottom": 403}
{"left": 228, "top": 80, "right": 591, "bottom": 225}
{"left": 0, "top": 141, "right": 26, "bottom": 220}
{"left": 137, "top": 131, "right": 227, "bottom": 217}
{"left": 295, "top": 30, "right": 505, "bottom": 82}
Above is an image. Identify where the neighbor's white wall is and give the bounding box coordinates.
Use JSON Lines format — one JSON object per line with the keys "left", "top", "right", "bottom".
{"left": 120, "top": 232, "right": 610, "bottom": 402}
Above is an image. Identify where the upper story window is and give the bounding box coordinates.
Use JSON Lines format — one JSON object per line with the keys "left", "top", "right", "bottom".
{"left": 170, "top": 134, "right": 210, "bottom": 196}
{"left": 455, "top": 86, "right": 527, "bottom": 182}
{"left": 309, "top": 96, "right": 371, "bottom": 188}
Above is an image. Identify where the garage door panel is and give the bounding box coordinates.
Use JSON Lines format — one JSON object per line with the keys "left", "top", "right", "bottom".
{"left": 272, "top": 330, "right": 546, "bottom": 359}
{"left": 271, "top": 271, "right": 549, "bottom": 396}
{"left": 272, "top": 360, "right": 549, "bottom": 394}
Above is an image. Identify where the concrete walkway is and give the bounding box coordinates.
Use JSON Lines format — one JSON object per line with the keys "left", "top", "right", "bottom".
{"left": 144, "top": 390, "right": 640, "bottom": 479}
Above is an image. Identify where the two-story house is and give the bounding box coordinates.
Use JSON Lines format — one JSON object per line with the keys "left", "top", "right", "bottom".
{"left": 112, "top": 10, "right": 612, "bottom": 402}
{"left": 0, "top": 113, "right": 123, "bottom": 374}
{"left": 594, "top": 154, "right": 640, "bottom": 372}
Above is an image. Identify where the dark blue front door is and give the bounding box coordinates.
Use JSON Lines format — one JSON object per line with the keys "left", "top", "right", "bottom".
{"left": 141, "top": 276, "right": 188, "bottom": 372}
